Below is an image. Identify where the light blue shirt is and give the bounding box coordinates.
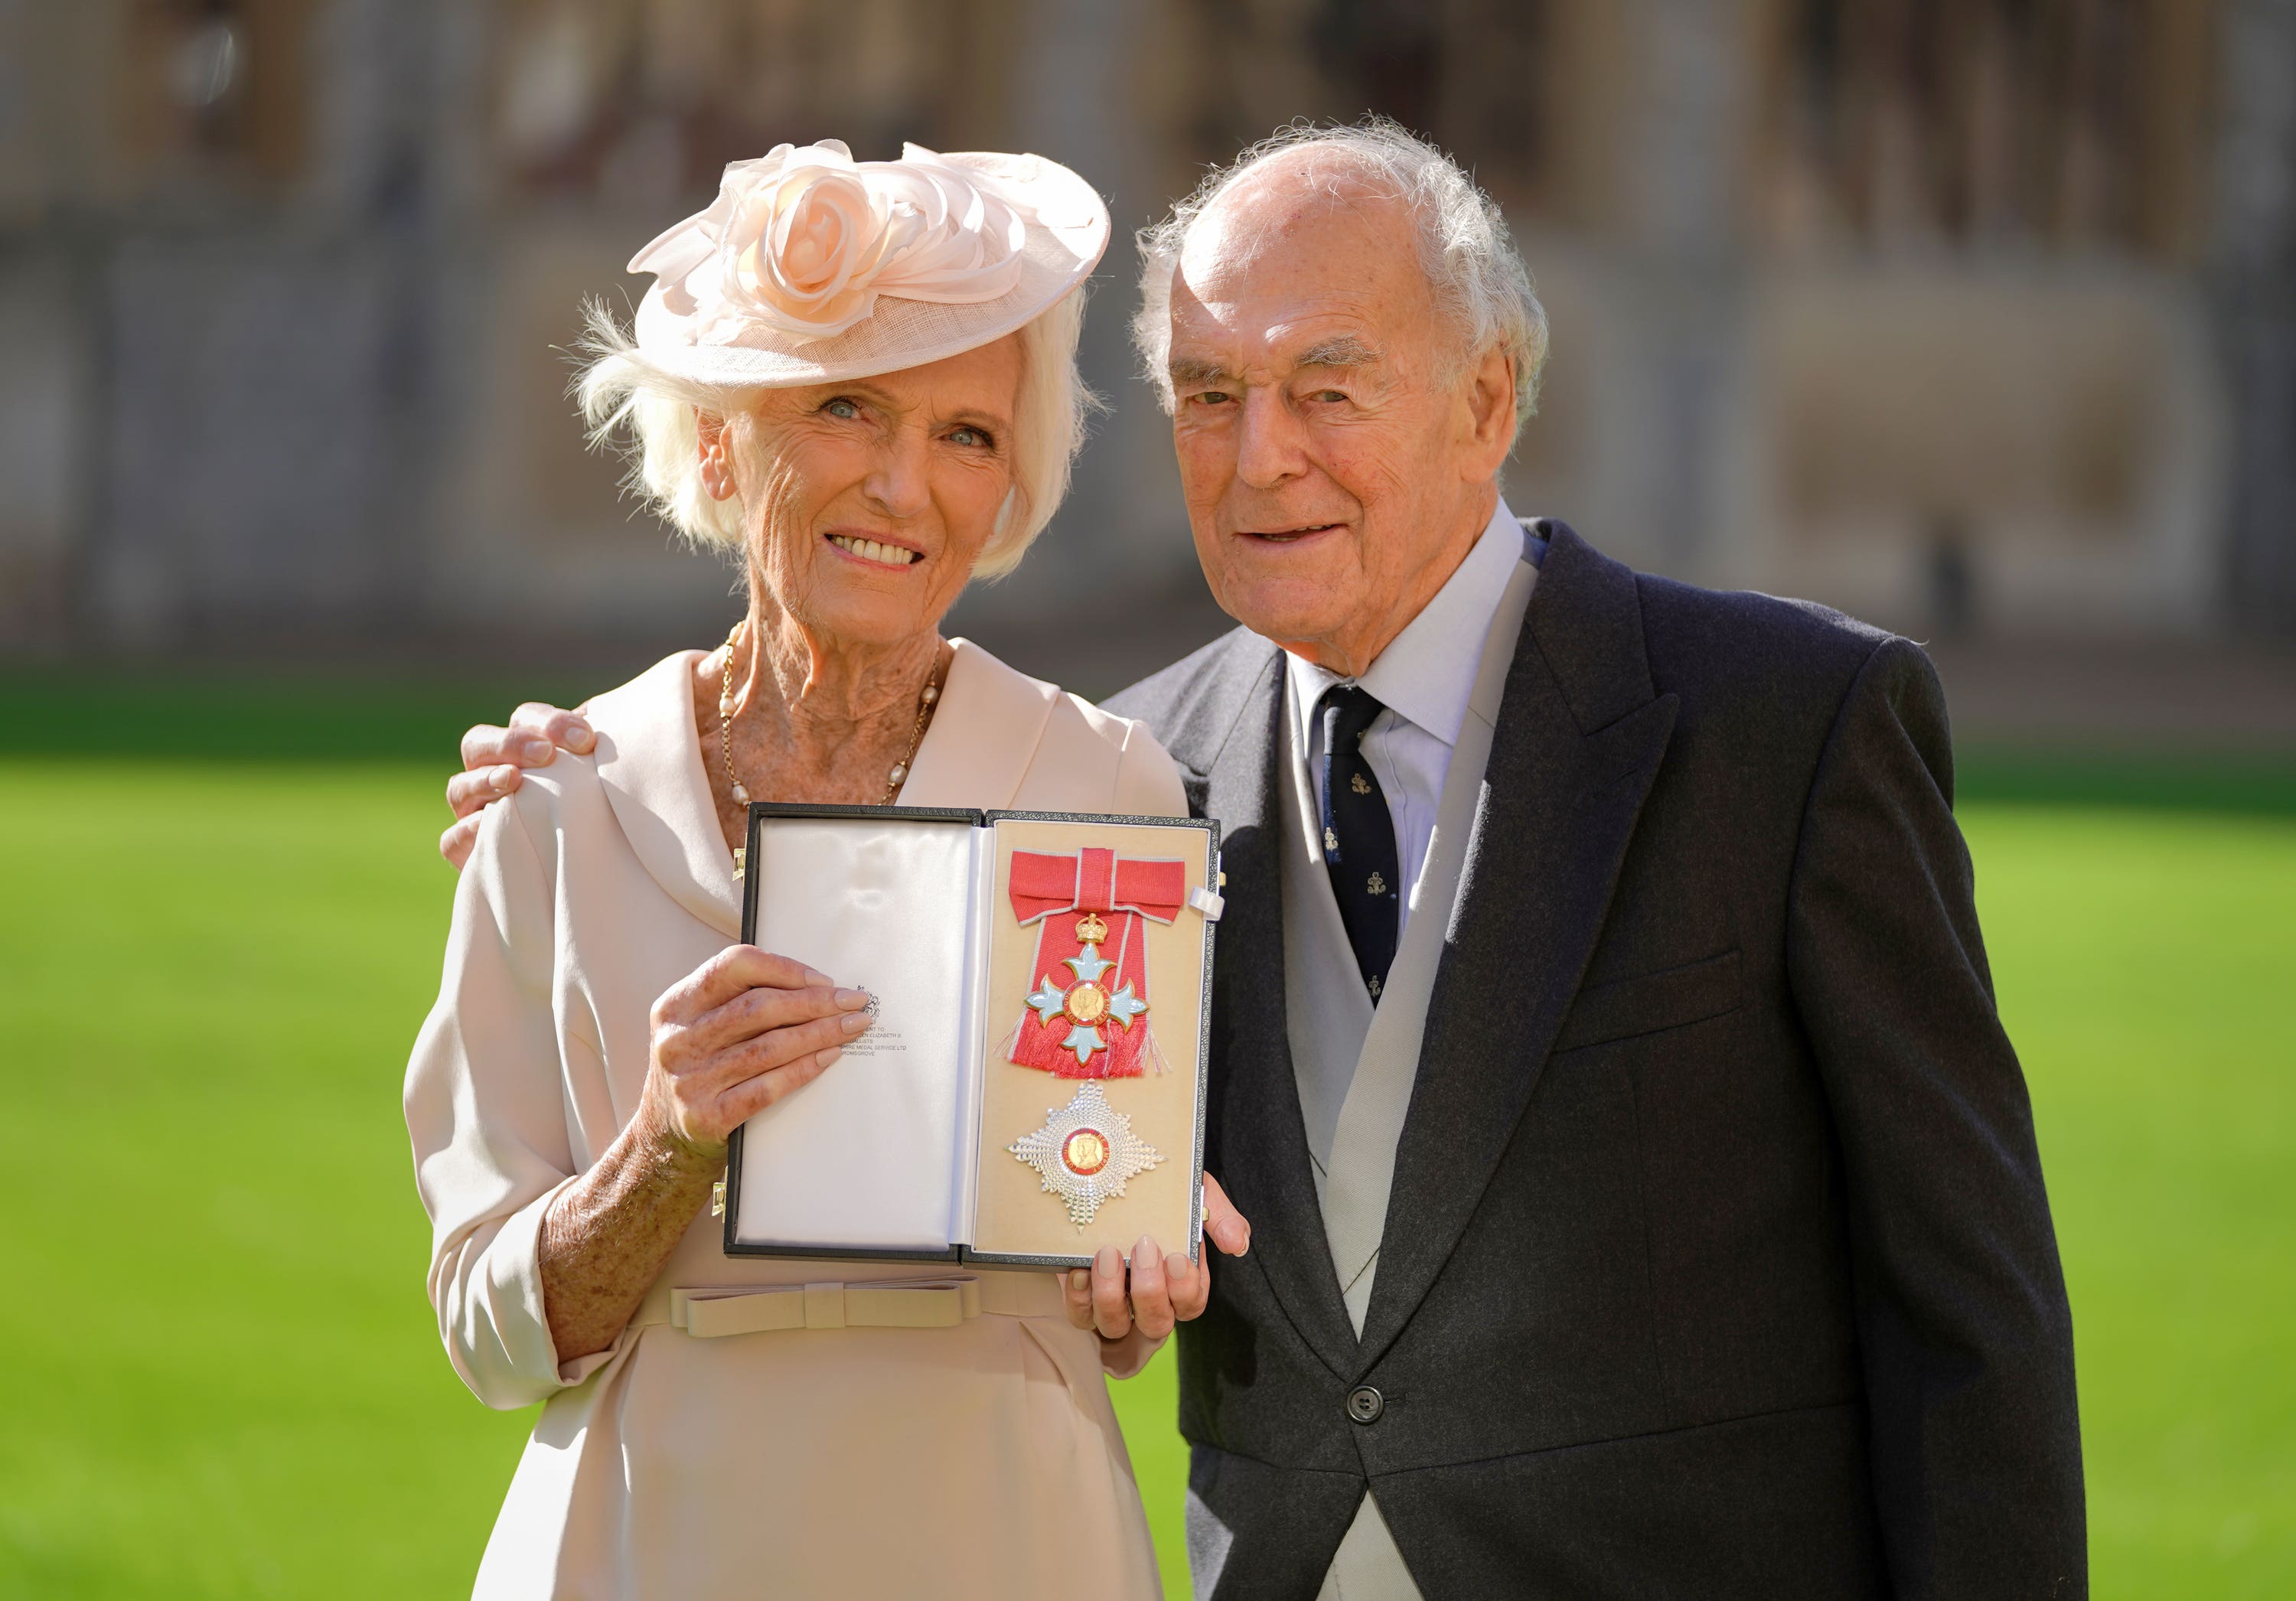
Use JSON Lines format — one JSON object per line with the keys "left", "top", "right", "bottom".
{"left": 1286, "top": 497, "right": 1535, "bottom": 944}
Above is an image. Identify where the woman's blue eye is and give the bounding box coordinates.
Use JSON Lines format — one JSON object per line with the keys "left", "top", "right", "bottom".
{"left": 823, "top": 398, "right": 860, "bottom": 419}
{"left": 950, "top": 427, "right": 987, "bottom": 448}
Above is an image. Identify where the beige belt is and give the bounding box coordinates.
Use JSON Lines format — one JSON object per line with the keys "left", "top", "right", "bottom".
{"left": 638, "top": 1273, "right": 1045, "bottom": 1340}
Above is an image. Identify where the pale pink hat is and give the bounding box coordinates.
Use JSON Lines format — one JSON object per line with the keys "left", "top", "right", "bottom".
{"left": 627, "top": 139, "right": 1110, "bottom": 388}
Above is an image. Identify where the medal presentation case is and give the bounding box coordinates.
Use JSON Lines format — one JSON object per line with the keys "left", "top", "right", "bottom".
{"left": 726, "top": 803, "right": 1220, "bottom": 1270}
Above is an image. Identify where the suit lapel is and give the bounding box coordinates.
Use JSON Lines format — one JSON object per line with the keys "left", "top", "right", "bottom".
{"left": 1355, "top": 524, "right": 1678, "bottom": 1367}
{"left": 1190, "top": 636, "right": 1362, "bottom": 1374}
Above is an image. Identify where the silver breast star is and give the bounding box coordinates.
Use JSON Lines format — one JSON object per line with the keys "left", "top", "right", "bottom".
{"left": 1008, "top": 1081, "right": 1164, "bottom": 1228}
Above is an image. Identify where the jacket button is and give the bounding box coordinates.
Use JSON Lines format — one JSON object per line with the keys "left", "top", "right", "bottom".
{"left": 1345, "top": 1385, "right": 1384, "bottom": 1424}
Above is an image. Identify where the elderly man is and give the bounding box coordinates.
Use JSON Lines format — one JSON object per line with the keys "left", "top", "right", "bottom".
{"left": 451, "top": 122, "right": 2084, "bottom": 1599}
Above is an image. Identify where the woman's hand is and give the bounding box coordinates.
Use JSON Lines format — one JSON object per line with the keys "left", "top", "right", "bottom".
{"left": 1064, "top": 1172, "right": 1252, "bottom": 1354}
{"left": 538, "top": 947, "right": 866, "bottom": 1363}
{"left": 635, "top": 946, "right": 872, "bottom": 1161}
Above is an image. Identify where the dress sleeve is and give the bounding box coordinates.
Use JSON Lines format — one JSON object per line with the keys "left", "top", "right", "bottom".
{"left": 404, "top": 794, "right": 597, "bottom": 1410}
{"left": 1101, "top": 719, "right": 1192, "bottom": 1378}
{"left": 1786, "top": 637, "right": 2086, "bottom": 1595}
{"left": 1109, "top": 716, "right": 1189, "bottom": 818}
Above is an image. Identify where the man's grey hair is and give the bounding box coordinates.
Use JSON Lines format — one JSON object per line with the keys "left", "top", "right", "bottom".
{"left": 1133, "top": 118, "right": 1548, "bottom": 441}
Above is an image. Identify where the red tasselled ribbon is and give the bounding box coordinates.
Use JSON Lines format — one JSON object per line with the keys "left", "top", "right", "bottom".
{"left": 1006, "top": 846, "right": 1186, "bottom": 1078}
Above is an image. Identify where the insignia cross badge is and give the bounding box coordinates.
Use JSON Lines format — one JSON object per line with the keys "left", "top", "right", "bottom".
{"left": 1021, "top": 912, "right": 1152, "bottom": 1070}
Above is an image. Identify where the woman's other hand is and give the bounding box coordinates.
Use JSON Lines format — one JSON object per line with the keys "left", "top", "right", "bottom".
{"left": 442, "top": 703, "right": 592, "bottom": 869}
{"left": 638, "top": 947, "right": 870, "bottom": 1160}
{"left": 538, "top": 947, "right": 863, "bottom": 1362}
{"left": 1065, "top": 1172, "right": 1251, "bottom": 1352}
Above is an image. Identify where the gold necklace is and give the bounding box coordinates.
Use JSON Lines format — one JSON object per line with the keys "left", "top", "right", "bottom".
{"left": 719, "top": 620, "right": 945, "bottom": 874}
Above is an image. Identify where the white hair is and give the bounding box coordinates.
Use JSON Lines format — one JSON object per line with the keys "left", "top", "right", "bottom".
{"left": 1133, "top": 118, "right": 1548, "bottom": 439}
{"left": 574, "top": 287, "right": 1094, "bottom": 581}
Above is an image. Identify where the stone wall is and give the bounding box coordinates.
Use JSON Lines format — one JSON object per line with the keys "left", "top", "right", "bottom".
{"left": 0, "top": 0, "right": 2281, "bottom": 667}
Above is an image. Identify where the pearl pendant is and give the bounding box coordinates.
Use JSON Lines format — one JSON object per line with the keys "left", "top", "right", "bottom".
{"left": 920, "top": 683, "right": 939, "bottom": 706}
{"left": 731, "top": 782, "right": 750, "bottom": 804}
{"left": 888, "top": 763, "right": 908, "bottom": 786}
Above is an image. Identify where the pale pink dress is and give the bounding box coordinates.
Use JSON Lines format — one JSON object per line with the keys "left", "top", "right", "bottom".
{"left": 406, "top": 641, "right": 1183, "bottom": 1599}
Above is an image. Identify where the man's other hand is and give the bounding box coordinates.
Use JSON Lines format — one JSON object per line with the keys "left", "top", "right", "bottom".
{"left": 442, "top": 703, "right": 592, "bottom": 869}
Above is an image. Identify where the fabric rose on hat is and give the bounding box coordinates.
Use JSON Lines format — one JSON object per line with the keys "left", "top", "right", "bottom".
{"left": 629, "top": 140, "right": 1036, "bottom": 343}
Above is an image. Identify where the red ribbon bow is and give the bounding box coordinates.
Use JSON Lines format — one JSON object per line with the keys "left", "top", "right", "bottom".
{"left": 1006, "top": 847, "right": 1186, "bottom": 1079}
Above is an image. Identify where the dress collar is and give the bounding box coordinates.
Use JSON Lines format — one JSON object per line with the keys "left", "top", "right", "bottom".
{"left": 587, "top": 651, "right": 737, "bottom": 934}
{"left": 585, "top": 637, "right": 1055, "bottom": 938}
{"left": 1287, "top": 494, "right": 1525, "bottom": 753}
{"left": 897, "top": 636, "right": 1060, "bottom": 810}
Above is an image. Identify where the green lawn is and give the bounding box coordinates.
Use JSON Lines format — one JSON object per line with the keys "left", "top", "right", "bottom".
{"left": 0, "top": 754, "right": 2289, "bottom": 1597}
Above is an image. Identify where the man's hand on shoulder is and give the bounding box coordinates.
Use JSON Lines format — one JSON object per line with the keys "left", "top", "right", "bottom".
{"left": 442, "top": 703, "right": 593, "bottom": 869}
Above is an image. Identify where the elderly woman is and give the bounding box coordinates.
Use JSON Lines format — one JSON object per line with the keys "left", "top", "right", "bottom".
{"left": 406, "top": 142, "right": 1238, "bottom": 1599}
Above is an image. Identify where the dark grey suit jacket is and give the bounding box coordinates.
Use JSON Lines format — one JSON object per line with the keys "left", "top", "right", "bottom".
{"left": 1104, "top": 521, "right": 2084, "bottom": 1599}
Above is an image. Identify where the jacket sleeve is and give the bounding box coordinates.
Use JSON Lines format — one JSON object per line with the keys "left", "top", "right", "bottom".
{"left": 404, "top": 794, "right": 604, "bottom": 1410}
{"left": 1786, "top": 637, "right": 2086, "bottom": 1597}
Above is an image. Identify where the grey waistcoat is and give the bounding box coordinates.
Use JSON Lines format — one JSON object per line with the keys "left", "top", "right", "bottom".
{"left": 1275, "top": 549, "right": 1539, "bottom": 1600}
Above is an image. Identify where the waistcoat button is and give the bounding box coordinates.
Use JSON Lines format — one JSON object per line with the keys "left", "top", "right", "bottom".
{"left": 1345, "top": 1385, "right": 1384, "bottom": 1424}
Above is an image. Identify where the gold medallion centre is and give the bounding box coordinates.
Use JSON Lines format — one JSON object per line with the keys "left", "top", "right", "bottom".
{"left": 1065, "top": 982, "right": 1108, "bottom": 1025}
{"left": 1062, "top": 1128, "right": 1112, "bottom": 1176}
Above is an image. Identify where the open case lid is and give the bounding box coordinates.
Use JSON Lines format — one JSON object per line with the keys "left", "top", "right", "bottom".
{"left": 726, "top": 802, "right": 1218, "bottom": 1270}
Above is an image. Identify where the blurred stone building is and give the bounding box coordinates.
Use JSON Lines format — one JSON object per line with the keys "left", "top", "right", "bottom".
{"left": 1, "top": 0, "right": 2291, "bottom": 673}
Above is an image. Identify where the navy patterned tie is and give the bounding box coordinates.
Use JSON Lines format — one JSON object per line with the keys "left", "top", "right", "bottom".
{"left": 1316, "top": 684, "right": 1401, "bottom": 999}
